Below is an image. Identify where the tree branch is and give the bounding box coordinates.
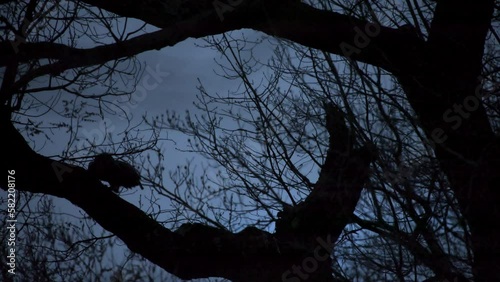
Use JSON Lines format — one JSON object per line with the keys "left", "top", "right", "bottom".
{"left": 0, "top": 115, "right": 341, "bottom": 281}
{"left": 276, "top": 103, "right": 377, "bottom": 248}
{"left": 1, "top": 0, "right": 426, "bottom": 93}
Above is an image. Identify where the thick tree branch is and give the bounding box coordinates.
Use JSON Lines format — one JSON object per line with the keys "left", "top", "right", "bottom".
{"left": 394, "top": 0, "right": 499, "bottom": 280}
{"left": 82, "top": 0, "right": 426, "bottom": 72}
{"left": 276, "top": 103, "right": 377, "bottom": 249}
{"left": 353, "top": 216, "right": 468, "bottom": 282}
{"left": 0, "top": 114, "right": 343, "bottom": 281}
{"left": 2, "top": 0, "right": 498, "bottom": 280}
{"left": 1, "top": 0, "right": 426, "bottom": 95}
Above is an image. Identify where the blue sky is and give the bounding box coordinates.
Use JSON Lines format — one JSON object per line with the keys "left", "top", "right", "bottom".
{"left": 2, "top": 23, "right": 278, "bottom": 280}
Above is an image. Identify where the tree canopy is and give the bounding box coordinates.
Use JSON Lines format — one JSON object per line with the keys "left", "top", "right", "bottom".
{"left": 1, "top": 0, "right": 499, "bottom": 281}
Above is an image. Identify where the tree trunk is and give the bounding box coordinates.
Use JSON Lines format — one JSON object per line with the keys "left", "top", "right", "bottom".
{"left": 394, "top": 2, "right": 499, "bottom": 280}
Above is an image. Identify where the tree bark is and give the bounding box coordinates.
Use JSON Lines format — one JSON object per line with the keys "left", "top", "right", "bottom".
{"left": 1, "top": 0, "right": 498, "bottom": 280}
{"left": 0, "top": 104, "right": 375, "bottom": 281}
{"left": 394, "top": 1, "right": 498, "bottom": 280}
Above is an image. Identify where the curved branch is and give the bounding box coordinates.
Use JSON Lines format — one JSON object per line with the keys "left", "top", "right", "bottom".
{"left": 276, "top": 103, "right": 377, "bottom": 248}
{"left": 0, "top": 116, "right": 339, "bottom": 281}
{"left": 1, "top": 0, "right": 426, "bottom": 88}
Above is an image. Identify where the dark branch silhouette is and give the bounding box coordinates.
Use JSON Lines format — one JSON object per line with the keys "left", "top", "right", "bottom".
{"left": 276, "top": 103, "right": 377, "bottom": 247}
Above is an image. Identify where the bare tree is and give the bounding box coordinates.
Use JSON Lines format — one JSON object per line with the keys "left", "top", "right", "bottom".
{"left": 0, "top": 0, "right": 498, "bottom": 281}
{"left": 0, "top": 194, "right": 178, "bottom": 282}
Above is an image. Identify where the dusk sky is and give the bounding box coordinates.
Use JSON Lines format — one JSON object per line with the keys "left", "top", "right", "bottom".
{"left": 2, "top": 26, "right": 280, "bottom": 280}
{"left": 3, "top": 1, "right": 495, "bottom": 281}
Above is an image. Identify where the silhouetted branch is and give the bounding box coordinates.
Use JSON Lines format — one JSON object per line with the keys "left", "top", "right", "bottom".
{"left": 276, "top": 103, "right": 377, "bottom": 248}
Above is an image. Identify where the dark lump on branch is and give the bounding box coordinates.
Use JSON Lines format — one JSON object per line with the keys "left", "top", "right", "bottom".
{"left": 87, "top": 153, "right": 142, "bottom": 193}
